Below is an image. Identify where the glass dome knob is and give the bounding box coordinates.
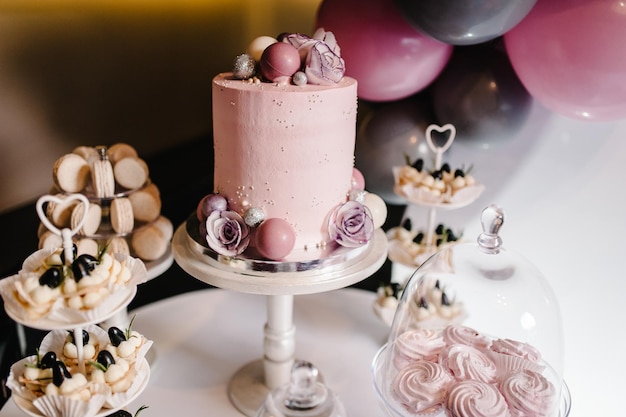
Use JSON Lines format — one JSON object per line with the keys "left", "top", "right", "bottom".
{"left": 284, "top": 360, "right": 326, "bottom": 409}
{"left": 477, "top": 204, "right": 504, "bottom": 254}
{"left": 256, "top": 360, "right": 346, "bottom": 417}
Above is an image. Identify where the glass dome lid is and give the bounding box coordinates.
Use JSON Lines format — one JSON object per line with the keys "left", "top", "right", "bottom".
{"left": 372, "top": 205, "right": 571, "bottom": 417}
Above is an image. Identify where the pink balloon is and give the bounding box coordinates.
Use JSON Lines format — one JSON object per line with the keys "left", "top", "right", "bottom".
{"left": 504, "top": 0, "right": 626, "bottom": 121}
{"left": 316, "top": 0, "right": 453, "bottom": 102}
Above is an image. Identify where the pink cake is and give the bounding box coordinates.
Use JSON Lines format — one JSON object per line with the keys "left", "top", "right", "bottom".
{"left": 196, "top": 29, "right": 386, "bottom": 262}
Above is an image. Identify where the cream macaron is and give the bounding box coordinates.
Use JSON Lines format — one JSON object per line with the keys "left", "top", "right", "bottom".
{"left": 110, "top": 197, "right": 134, "bottom": 234}
{"left": 128, "top": 183, "right": 161, "bottom": 223}
{"left": 113, "top": 156, "right": 149, "bottom": 190}
{"left": 131, "top": 216, "right": 172, "bottom": 261}
{"left": 52, "top": 153, "right": 90, "bottom": 193}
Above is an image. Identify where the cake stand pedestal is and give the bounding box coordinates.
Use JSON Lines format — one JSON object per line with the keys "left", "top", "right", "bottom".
{"left": 172, "top": 221, "right": 387, "bottom": 416}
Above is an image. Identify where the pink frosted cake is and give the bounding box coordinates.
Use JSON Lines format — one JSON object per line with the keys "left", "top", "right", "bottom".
{"left": 196, "top": 29, "right": 386, "bottom": 262}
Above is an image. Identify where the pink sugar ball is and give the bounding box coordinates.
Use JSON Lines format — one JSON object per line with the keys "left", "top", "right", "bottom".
{"left": 197, "top": 193, "right": 228, "bottom": 221}
{"left": 260, "top": 42, "right": 301, "bottom": 82}
{"left": 352, "top": 168, "right": 365, "bottom": 190}
{"left": 255, "top": 218, "right": 296, "bottom": 260}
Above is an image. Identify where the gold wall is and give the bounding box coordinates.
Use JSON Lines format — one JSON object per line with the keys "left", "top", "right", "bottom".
{"left": 0, "top": 0, "right": 322, "bottom": 212}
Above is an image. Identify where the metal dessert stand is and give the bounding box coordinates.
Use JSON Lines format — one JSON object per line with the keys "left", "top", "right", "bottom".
{"left": 172, "top": 218, "right": 388, "bottom": 416}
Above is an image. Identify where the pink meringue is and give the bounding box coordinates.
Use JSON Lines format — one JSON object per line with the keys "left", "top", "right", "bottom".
{"left": 392, "top": 361, "right": 455, "bottom": 414}
{"left": 499, "top": 369, "right": 556, "bottom": 417}
{"left": 447, "top": 380, "right": 509, "bottom": 417}
{"left": 442, "top": 325, "right": 491, "bottom": 350}
{"left": 393, "top": 329, "right": 446, "bottom": 369}
{"left": 439, "top": 344, "right": 497, "bottom": 384}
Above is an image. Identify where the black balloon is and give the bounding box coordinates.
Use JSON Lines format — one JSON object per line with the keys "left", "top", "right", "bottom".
{"left": 431, "top": 41, "right": 532, "bottom": 148}
{"left": 355, "top": 95, "right": 435, "bottom": 205}
{"left": 394, "top": 0, "right": 537, "bottom": 45}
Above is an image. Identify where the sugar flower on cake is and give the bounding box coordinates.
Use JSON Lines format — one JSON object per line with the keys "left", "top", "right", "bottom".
{"left": 287, "top": 28, "right": 345, "bottom": 85}
{"left": 304, "top": 37, "right": 345, "bottom": 85}
{"left": 328, "top": 200, "right": 374, "bottom": 247}
{"left": 205, "top": 210, "right": 251, "bottom": 256}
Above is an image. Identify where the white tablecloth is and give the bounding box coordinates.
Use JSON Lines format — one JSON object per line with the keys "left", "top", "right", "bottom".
{"left": 1, "top": 288, "right": 390, "bottom": 417}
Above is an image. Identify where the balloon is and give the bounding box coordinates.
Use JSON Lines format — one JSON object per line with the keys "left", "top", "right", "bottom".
{"left": 316, "top": 0, "right": 453, "bottom": 102}
{"left": 355, "top": 95, "right": 435, "bottom": 204}
{"left": 431, "top": 41, "right": 532, "bottom": 148}
{"left": 394, "top": 0, "right": 537, "bottom": 45}
{"left": 504, "top": 0, "right": 626, "bottom": 121}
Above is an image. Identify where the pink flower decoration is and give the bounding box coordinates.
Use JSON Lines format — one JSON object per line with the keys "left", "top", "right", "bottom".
{"left": 282, "top": 33, "right": 317, "bottom": 61}
{"left": 282, "top": 29, "right": 345, "bottom": 85}
{"left": 328, "top": 201, "right": 374, "bottom": 247}
{"left": 305, "top": 40, "right": 345, "bottom": 85}
{"left": 312, "top": 27, "right": 341, "bottom": 55}
{"left": 205, "top": 210, "right": 250, "bottom": 256}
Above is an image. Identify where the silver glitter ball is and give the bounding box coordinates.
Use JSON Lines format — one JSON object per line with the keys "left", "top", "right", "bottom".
{"left": 233, "top": 54, "right": 256, "bottom": 80}
{"left": 292, "top": 71, "right": 308, "bottom": 86}
{"left": 244, "top": 207, "right": 265, "bottom": 227}
{"left": 349, "top": 189, "right": 366, "bottom": 204}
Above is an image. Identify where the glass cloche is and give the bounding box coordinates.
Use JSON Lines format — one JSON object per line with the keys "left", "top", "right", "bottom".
{"left": 372, "top": 205, "right": 571, "bottom": 417}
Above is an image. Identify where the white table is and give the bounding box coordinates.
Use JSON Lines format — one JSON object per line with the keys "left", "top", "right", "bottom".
{"left": 1, "top": 288, "right": 390, "bottom": 417}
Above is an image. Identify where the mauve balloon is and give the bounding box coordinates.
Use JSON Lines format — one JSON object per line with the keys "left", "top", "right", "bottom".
{"left": 505, "top": 0, "right": 626, "bottom": 121}
{"left": 432, "top": 41, "right": 532, "bottom": 148}
{"left": 394, "top": 0, "right": 537, "bottom": 45}
{"left": 316, "top": 0, "right": 452, "bottom": 102}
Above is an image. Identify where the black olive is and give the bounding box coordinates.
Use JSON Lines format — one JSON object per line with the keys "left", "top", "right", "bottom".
{"left": 390, "top": 283, "right": 401, "bottom": 299}
{"left": 40, "top": 351, "right": 57, "bottom": 369}
{"left": 71, "top": 254, "right": 98, "bottom": 281}
{"left": 441, "top": 163, "right": 451, "bottom": 173}
{"left": 413, "top": 232, "right": 424, "bottom": 244}
{"left": 431, "top": 170, "right": 443, "bottom": 180}
{"left": 106, "top": 411, "right": 132, "bottom": 417}
{"left": 60, "top": 244, "right": 78, "bottom": 265}
{"left": 401, "top": 218, "right": 412, "bottom": 231}
{"left": 442, "top": 291, "right": 451, "bottom": 306}
{"left": 411, "top": 158, "right": 424, "bottom": 172}
{"left": 454, "top": 169, "right": 465, "bottom": 178}
{"left": 52, "top": 361, "right": 71, "bottom": 387}
{"left": 108, "top": 327, "right": 126, "bottom": 347}
{"left": 39, "top": 266, "right": 63, "bottom": 289}
{"left": 68, "top": 329, "right": 90, "bottom": 346}
{"left": 97, "top": 350, "right": 116, "bottom": 369}
{"left": 435, "top": 224, "right": 445, "bottom": 235}
{"left": 418, "top": 296, "right": 429, "bottom": 309}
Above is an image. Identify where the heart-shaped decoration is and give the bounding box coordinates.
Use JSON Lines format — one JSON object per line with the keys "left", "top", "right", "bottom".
{"left": 425, "top": 124, "right": 456, "bottom": 154}
{"left": 36, "top": 193, "right": 90, "bottom": 237}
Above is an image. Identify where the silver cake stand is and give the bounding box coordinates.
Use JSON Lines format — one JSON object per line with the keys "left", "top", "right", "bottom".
{"left": 172, "top": 217, "right": 388, "bottom": 416}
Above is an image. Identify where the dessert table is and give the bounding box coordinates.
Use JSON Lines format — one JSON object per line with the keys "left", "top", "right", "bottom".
{"left": 1, "top": 104, "right": 625, "bottom": 417}
{"left": 0, "top": 288, "right": 390, "bottom": 417}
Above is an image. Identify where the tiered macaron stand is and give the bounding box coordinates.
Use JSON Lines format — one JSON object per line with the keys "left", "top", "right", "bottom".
{"left": 172, "top": 215, "right": 388, "bottom": 416}
{"left": 40, "top": 146, "right": 174, "bottom": 328}
{"left": 1, "top": 194, "right": 151, "bottom": 417}
{"left": 375, "top": 124, "right": 485, "bottom": 325}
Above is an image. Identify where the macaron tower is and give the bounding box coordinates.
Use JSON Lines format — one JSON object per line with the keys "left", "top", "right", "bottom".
{"left": 43, "top": 143, "right": 173, "bottom": 263}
